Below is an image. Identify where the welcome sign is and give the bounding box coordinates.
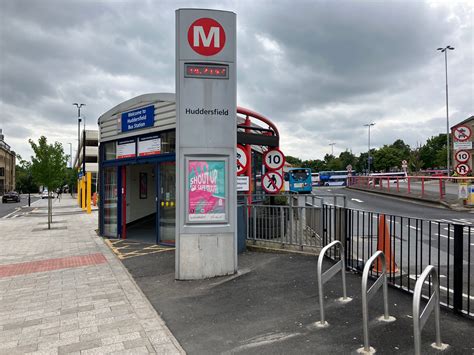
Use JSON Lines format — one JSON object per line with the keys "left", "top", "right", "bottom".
{"left": 121, "top": 105, "right": 155, "bottom": 132}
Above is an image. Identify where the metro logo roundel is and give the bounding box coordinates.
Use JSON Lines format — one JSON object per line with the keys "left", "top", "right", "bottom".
{"left": 187, "top": 18, "right": 226, "bottom": 56}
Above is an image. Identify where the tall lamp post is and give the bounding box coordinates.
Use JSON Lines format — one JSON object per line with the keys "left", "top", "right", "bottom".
{"left": 329, "top": 142, "right": 336, "bottom": 156}
{"left": 67, "top": 143, "right": 72, "bottom": 169}
{"left": 72, "top": 103, "right": 85, "bottom": 175}
{"left": 437, "top": 46, "right": 454, "bottom": 177}
{"left": 364, "top": 123, "right": 375, "bottom": 173}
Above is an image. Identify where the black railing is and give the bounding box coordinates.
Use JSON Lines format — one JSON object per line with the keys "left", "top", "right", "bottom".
{"left": 322, "top": 205, "right": 473, "bottom": 318}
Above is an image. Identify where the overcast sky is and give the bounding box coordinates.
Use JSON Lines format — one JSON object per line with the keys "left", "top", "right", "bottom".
{"left": 0, "top": 0, "right": 472, "bottom": 162}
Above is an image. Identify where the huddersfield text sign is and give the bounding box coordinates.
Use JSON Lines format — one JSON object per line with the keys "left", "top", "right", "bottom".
{"left": 176, "top": 9, "right": 237, "bottom": 280}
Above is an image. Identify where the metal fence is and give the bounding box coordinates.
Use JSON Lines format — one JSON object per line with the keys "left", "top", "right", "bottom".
{"left": 323, "top": 204, "right": 473, "bottom": 318}
{"left": 241, "top": 194, "right": 473, "bottom": 318}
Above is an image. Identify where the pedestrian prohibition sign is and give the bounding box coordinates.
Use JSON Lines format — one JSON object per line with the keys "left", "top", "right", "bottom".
{"left": 455, "top": 150, "right": 470, "bottom": 163}
{"left": 262, "top": 171, "right": 283, "bottom": 194}
{"left": 236, "top": 144, "right": 249, "bottom": 175}
{"left": 453, "top": 125, "right": 472, "bottom": 142}
{"left": 455, "top": 163, "right": 470, "bottom": 176}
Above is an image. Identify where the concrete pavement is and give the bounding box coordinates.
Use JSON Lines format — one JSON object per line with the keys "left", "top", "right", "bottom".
{"left": 0, "top": 195, "right": 184, "bottom": 354}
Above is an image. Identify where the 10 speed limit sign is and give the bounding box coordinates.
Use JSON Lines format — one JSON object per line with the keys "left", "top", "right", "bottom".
{"left": 455, "top": 150, "right": 470, "bottom": 163}
{"left": 263, "top": 148, "right": 285, "bottom": 171}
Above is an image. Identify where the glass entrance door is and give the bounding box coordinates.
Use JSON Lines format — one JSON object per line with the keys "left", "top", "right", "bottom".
{"left": 158, "top": 162, "right": 175, "bottom": 244}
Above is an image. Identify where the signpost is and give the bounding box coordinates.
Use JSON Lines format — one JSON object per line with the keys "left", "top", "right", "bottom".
{"left": 176, "top": 9, "right": 237, "bottom": 280}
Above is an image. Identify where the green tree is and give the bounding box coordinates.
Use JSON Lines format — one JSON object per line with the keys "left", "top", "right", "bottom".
{"left": 339, "top": 150, "right": 357, "bottom": 171}
{"left": 29, "top": 136, "right": 68, "bottom": 229}
{"left": 285, "top": 155, "right": 302, "bottom": 167}
{"left": 15, "top": 155, "right": 38, "bottom": 194}
{"left": 419, "top": 134, "right": 447, "bottom": 169}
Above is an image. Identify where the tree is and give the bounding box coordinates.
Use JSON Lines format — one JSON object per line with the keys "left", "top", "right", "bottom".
{"left": 15, "top": 154, "right": 38, "bottom": 194}
{"left": 419, "top": 134, "right": 447, "bottom": 169}
{"left": 339, "top": 150, "right": 357, "bottom": 170}
{"left": 29, "top": 136, "right": 68, "bottom": 229}
{"left": 285, "top": 155, "right": 302, "bottom": 167}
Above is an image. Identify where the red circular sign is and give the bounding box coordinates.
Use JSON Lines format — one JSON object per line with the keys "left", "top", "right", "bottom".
{"left": 455, "top": 163, "right": 470, "bottom": 176}
{"left": 262, "top": 171, "right": 283, "bottom": 194}
{"left": 187, "top": 18, "right": 226, "bottom": 56}
{"left": 455, "top": 150, "right": 470, "bottom": 163}
{"left": 453, "top": 125, "right": 472, "bottom": 142}
{"left": 236, "top": 144, "right": 249, "bottom": 175}
{"left": 263, "top": 148, "right": 285, "bottom": 171}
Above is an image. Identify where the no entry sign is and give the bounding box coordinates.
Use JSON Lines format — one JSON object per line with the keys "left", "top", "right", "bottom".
{"left": 455, "top": 150, "right": 470, "bottom": 163}
{"left": 455, "top": 163, "right": 470, "bottom": 176}
{"left": 263, "top": 148, "right": 285, "bottom": 171}
{"left": 262, "top": 171, "right": 283, "bottom": 194}
{"left": 236, "top": 144, "right": 249, "bottom": 175}
{"left": 453, "top": 125, "right": 472, "bottom": 142}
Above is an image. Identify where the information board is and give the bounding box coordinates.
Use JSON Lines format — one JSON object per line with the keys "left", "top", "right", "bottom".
{"left": 116, "top": 139, "right": 136, "bottom": 159}
{"left": 138, "top": 135, "right": 161, "bottom": 156}
{"left": 121, "top": 105, "right": 155, "bottom": 132}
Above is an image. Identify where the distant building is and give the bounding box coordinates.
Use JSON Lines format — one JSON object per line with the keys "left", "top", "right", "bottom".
{"left": 0, "top": 129, "right": 16, "bottom": 195}
{"left": 73, "top": 130, "right": 98, "bottom": 191}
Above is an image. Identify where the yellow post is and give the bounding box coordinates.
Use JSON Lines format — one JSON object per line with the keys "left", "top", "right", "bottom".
{"left": 81, "top": 176, "right": 86, "bottom": 210}
{"left": 77, "top": 178, "right": 81, "bottom": 207}
{"left": 86, "top": 172, "right": 92, "bottom": 214}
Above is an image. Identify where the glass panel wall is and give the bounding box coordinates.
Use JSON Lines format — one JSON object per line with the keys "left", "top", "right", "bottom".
{"left": 103, "top": 166, "right": 118, "bottom": 236}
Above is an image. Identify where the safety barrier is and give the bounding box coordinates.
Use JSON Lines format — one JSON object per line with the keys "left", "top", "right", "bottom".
{"left": 316, "top": 240, "right": 352, "bottom": 327}
{"left": 413, "top": 265, "right": 449, "bottom": 355}
{"left": 358, "top": 251, "right": 396, "bottom": 354}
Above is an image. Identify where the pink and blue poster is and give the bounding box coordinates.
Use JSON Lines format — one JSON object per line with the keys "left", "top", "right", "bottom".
{"left": 188, "top": 160, "right": 226, "bottom": 222}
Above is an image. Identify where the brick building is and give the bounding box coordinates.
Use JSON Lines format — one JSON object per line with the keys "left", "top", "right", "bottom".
{"left": 0, "top": 129, "right": 16, "bottom": 195}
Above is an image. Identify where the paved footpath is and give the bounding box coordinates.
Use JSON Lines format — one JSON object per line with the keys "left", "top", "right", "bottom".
{"left": 0, "top": 195, "right": 185, "bottom": 355}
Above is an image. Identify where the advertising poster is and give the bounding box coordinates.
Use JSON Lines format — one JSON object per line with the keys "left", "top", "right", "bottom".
{"left": 138, "top": 135, "right": 161, "bottom": 156}
{"left": 116, "top": 139, "right": 136, "bottom": 159}
{"left": 188, "top": 160, "right": 226, "bottom": 222}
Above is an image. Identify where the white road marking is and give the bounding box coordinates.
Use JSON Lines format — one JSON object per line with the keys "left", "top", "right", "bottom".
{"left": 409, "top": 275, "right": 474, "bottom": 301}
{"left": 351, "top": 198, "right": 364, "bottom": 203}
{"left": 2, "top": 207, "right": 21, "bottom": 219}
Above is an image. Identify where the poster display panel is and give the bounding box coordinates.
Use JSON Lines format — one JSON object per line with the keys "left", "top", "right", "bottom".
{"left": 116, "top": 139, "right": 136, "bottom": 159}
{"left": 187, "top": 160, "right": 226, "bottom": 222}
{"left": 138, "top": 135, "right": 161, "bottom": 156}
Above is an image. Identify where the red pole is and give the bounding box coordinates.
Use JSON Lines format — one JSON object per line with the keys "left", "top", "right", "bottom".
{"left": 439, "top": 178, "right": 443, "bottom": 199}
{"left": 421, "top": 177, "right": 425, "bottom": 197}
{"left": 397, "top": 178, "right": 399, "bottom": 192}
{"left": 244, "top": 116, "right": 252, "bottom": 206}
{"left": 387, "top": 177, "right": 390, "bottom": 191}
{"left": 408, "top": 176, "right": 411, "bottom": 194}
{"left": 122, "top": 166, "right": 127, "bottom": 240}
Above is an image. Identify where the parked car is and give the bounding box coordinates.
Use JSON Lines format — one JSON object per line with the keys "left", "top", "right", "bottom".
{"left": 2, "top": 191, "right": 20, "bottom": 203}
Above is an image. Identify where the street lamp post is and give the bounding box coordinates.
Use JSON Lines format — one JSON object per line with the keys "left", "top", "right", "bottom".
{"left": 72, "top": 103, "right": 85, "bottom": 175}
{"left": 67, "top": 143, "right": 72, "bottom": 169}
{"left": 329, "top": 142, "right": 336, "bottom": 156}
{"left": 437, "top": 46, "right": 454, "bottom": 177}
{"left": 364, "top": 123, "right": 375, "bottom": 174}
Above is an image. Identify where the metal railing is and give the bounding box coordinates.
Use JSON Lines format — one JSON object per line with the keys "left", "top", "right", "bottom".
{"left": 316, "top": 240, "right": 351, "bottom": 327}
{"left": 413, "top": 265, "right": 448, "bottom": 355}
{"left": 322, "top": 204, "right": 473, "bottom": 318}
{"left": 359, "top": 251, "right": 396, "bottom": 353}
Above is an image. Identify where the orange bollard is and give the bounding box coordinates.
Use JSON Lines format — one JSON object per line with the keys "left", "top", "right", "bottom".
{"left": 374, "top": 214, "right": 398, "bottom": 273}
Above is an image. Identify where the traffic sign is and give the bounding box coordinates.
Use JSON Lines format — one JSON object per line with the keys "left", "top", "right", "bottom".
{"left": 402, "top": 160, "right": 408, "bottom": 169}
{"left": 455, "top": 150, "right": 470, "bottom": 163}
{"left": 346, "top": 164, "right": 353, "bottom": 172}
{"left": 236, "top": 144, "right": 249, "bottom": 175}
{"left": 187, "top": 18, "right": 226, "bottom": 56}
{"left": 453, "top": 125, "right": 472, "bottom": 142}
{"left": 262, "top": 171, "right": 283, "bottom": 194}
{"left": 263, "top": 148, "right": 285, "bottom": 171}
{"left": 455, "top": 163, "right": 470, "bottom": 176}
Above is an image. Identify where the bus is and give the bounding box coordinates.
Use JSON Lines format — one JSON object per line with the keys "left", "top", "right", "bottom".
{"left": 311, "top": 173, "right": 320, "bottom": 187}
{"left": 319, "top": 170, "right": 351, "bottom": 186}
{"left": 369, "top": 171, "right": 407, "bottom": 186}
{"left": 284, "top": 168, "right": 312, "bottom": 194}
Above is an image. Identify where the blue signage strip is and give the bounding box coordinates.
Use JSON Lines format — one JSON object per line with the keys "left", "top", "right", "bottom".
{"left": 121, "top": 105, "right": 155, "bottom": 132}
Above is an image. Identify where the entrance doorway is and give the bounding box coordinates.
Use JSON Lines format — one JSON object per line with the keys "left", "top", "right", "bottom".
{"left": 120, "top": 161, "right": 175, "bottom": 245}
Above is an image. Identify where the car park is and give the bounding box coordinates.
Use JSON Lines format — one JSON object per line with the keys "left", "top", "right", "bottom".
{"left": 2, "top": 191, "right": 20, "bottom": 203}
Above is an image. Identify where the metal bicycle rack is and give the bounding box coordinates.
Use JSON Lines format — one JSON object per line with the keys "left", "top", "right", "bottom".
{"left": 316, "top": 240, "right": 352, "bottom": 327}
{"left": 357, "top": 251, "right": 396, "bottom": 354}
{"left": 413, "top": 265, "right": 449, "bottom": 355}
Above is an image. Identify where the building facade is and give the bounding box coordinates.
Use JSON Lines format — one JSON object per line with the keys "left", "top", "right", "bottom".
{"left": 0, "top": 129, "right": 16, "bottom": 195}
{"left": 74, "top": 130, "right": 99, "bottom": 191}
